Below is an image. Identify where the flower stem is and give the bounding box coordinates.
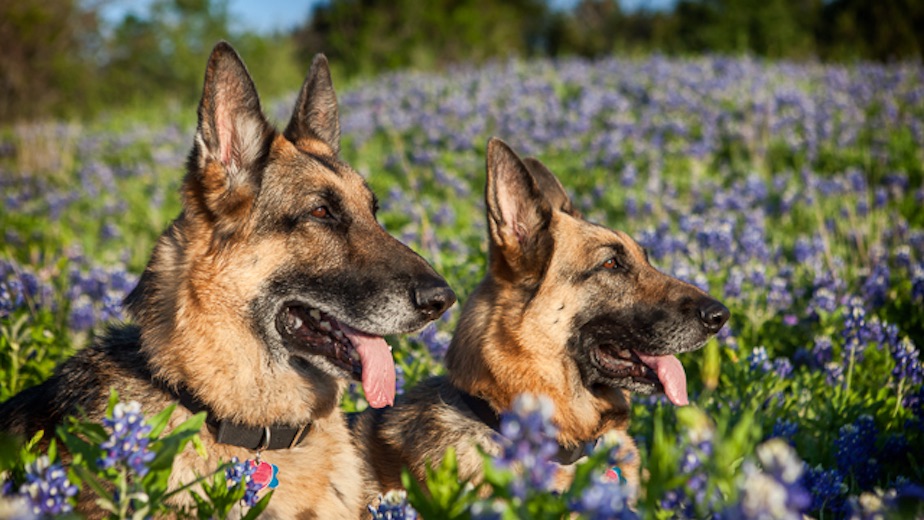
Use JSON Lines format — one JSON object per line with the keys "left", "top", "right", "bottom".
{"left": 894, "top": 378, "right": 905, "bottom": 418}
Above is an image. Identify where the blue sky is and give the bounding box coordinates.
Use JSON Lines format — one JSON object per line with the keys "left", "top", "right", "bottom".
{"left": 105, "top": 0, "right": 676, "bottom": 35}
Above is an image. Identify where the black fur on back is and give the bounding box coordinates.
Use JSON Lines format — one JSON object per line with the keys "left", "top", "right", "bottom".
{"left": 0, "top": 325, "right": 153, "bottom": 441}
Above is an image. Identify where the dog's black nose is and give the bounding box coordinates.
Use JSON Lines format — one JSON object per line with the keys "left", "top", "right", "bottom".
{"left": 698, "top": 300, "right": 730, "bottom": 333}
{"left": 413, "top": 282, "right": 456, "bottom": 319}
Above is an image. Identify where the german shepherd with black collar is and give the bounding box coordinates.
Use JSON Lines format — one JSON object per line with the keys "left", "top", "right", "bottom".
{"left": 0, "top": 42, "right": 454, "bottom": 518}
{"left": 352, "top": 138, "right": 729, "bottom": 507}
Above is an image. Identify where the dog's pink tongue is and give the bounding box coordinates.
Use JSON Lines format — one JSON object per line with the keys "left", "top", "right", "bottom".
{"left": 343, "top": 328, "right": 395, "bottom": 408}
{"left": 635, "top": 353, "right": 689, "bottom": 406}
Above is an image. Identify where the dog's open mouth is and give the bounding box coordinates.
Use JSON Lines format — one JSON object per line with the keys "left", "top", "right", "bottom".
{"left": 278, "top": 305, "right": 396, "bottom": 408}
{"left": 592, "top": 345, "right": 689, "bottom": 406}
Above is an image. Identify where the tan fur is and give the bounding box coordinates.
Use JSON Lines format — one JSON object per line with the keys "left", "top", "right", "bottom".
{"left": 0, "top": 42, "right": 455, "bottom": 520}
{"left": 295, "top": 136, "right": 336, "bottom": 156}
{"left": 353, "top": 138, "right": 728, "bottom": 514}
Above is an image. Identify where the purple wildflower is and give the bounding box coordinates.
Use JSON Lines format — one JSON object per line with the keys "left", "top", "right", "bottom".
{"left": 892, "top": 337, "right": 923, "bottom": 388}
{"left": 846, "top": 489, "right": 900, "bottom": 520}
{"left": 100, "top": 222, "right": 121, "bottom": 241}
{"left": 18, "top": 456, "right": 78, "bottom": 516}
{"left": 748, "top": 346, "right": 772, "bottom": 373}
{"left": 808, "top": 286, "right": 838, "bottom": 317}
{"left": 739, "top": 213, "right": 770, "bottom": 263}
{"left": 225, "top": 457, "right": 262, "bottom": 507}
{"left": 661, "top": 425, "right": 718, "bottom": 516}
{"left": 825, "top": 362, "right": 845, "bottom": 387}
{"left": 722, "top": 439, "right": 810, "bottom": 519}
{"left": 470, "top": 500, "right": 505, "bottom": 520}
{"left": 771, "top": 419, "right": 798, "bottom": 446}
{"left": 568, "top": 471, "right": 637, "bottom": 520}
{"left": 766, "top": 276, "right": 793, "bottom": 311}
{"left": 912, "top": 263, "right": 924, "bottom": 302}
{"left": 748, "top": 267, "right": 767, "bottom": 290}
{"left": 810, "top": 336, "right": 834, "bottom": 368}
{"left": 773, "top": 358, "right": 794, "bottom": 379}
{"left": 723, "top": 267, "right": 744, "bottom": 299}
{"left": 841, "top": 296, "right": 874, "bottom": 364}
{"left": 861, "top": 262, "right": 890, "bottom": 309}
{"left": 98, "top": 401, "right": 155, "bottom": 477}
{"left": 834, "top": 415, "right": 879, "bottom": 489}
{"left": 793, "top": 237, "right": 814, "bottom": 263}
{"left": 801, "top": 465, "right": 848, "bottom": 515}
{"left": 493, "top": 394, "right": 560, "bottom": 499}
{"left": 394, "top": 363, "right": 407, "bottom": 396}
{"left": 367, "top": 491, "right": 418, "bottom": 520}
{"left": 413, "top": 323, "right": 451, "bottom": 361}
{"left": 68, "top": 297, "right": 96, "bottom": 331}
{"left": 0, "top": 263, "right": 55, "bottom": 316}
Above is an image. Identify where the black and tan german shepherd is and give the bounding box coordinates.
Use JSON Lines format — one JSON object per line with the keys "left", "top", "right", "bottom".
{"left": 352, "top": 138, "right": 729, "bottom": 506}
{"left": 0, "top": 42, "right": 454, "bottom": 518}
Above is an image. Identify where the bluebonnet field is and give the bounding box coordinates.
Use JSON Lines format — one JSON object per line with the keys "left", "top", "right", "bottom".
{"left": 1, "top": 55, "right": 923, "bottom": 518}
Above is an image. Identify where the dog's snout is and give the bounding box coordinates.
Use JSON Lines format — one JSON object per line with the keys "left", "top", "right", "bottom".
{"left": 413, "top": 281, "right": 456, "bottom": 319}
{"left": 698, "top": 299, "right": 730, "bottom": 333}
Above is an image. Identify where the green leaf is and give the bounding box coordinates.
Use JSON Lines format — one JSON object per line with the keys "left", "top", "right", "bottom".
{"left": 56, "top": 425, "right": 102, "bottom": 471}
{"left": 0, "top": 433, "right": 23, "bottom": 472}
{"left": 106, "top": 388, "right": 120, "bottom": 417}
{"left": 70, "top": 463, "right": 115, "bottom": 505}
{"left": 402, "top": 448, "right": 474, "bottom": 520}
{"left": 147, "top": 403, "right": 178, "bottom": 438}
{"left": 243, "top": 491, "right": 274, "bottom": 520}
{"left": 147, "top": 412, "right": 206, "bottom": 473}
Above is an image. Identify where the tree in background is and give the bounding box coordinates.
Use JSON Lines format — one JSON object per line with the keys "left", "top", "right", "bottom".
{"left": 101, "top": 0, "right": 235, "bottom": 106}
{"left": 672, "top": 0, "right": 820, "bottom": 59}
{"left": 1, "top": 0, "right": 921, "bottom": 124}
{"left": 0, "top": 0, "right": 102, "bottom": 121}
{"left": 547, "top": 0, "right": 623, "bottom": 57}
{"left": 101, "top": 0, "right": 302, "bottom": 113}
{"left": 293, "top": 0, "right": 548, "bottom": 75}
{"left": 0, "top": 0, "right": 301, "bottom": 124}
{"left": 818, "top": 0, "right": 923, "bottom": 61}
{"left": 544, "top": 0, "right": 681, "bottom": 57}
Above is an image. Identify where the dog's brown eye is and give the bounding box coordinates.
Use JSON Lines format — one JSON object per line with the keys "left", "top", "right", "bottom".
{"left": 310, "top": 206, "right": 330, "bottom": 219}
{"left": 602, "top": 258, "right": 618, "bottom": 270}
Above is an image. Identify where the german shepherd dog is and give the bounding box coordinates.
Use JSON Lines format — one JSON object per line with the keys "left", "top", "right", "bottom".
{"left": 0, "top": 42, "right": 455, "bottom": 518}
{"left": 352, "top": 138, "right": 729, "bottom": 506}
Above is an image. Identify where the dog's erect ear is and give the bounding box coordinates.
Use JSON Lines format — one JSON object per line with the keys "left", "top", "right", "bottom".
{"left": 190, "top": 41, "right": 273, "bottom": 222}
{"left": 522, "top": 157, "right": 578, "bottom": 217}
{"left": 485, "top": 138, "right": 554, "bottom": 280}
{"left": 284, "top": 54, "right": 341, "bottom": 156}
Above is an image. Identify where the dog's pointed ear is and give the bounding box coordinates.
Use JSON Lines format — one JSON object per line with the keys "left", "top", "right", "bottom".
{"left": 284, "top": 54, "right": 341, "bottom": 156}
{"left": 522, "top": 157, "right": 579, "bottom": 217}
{"left": 485, "top": 138, "right": 554, "bottom": 279}
{"left": 190, "top": 41, "right": 273, "bottom": 222}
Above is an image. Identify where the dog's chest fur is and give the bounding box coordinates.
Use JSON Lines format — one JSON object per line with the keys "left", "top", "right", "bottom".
{"left": 0, "top": 326, "right": 364, "bottom": 519}
{"left": 168, "top": 410, "right": 363, "bottom": 519}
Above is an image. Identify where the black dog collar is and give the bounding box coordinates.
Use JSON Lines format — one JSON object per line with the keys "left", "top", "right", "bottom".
{"left": 174, "top": 387, "right": 311, "bottom": 451}
{"left": 458, "top": 391, "right": 593, "bottom": 466}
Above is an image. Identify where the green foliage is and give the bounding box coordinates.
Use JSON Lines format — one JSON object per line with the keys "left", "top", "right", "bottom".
{"left": 0, "top": 0, "right": 102, "bottom": 121}
{"left": 402, "top": 448, "right": 476, "bottom": 519}
{"left": 56, "top": 392, "right": 199, "bottom": 518}
{"left": 294, "top": 0, "right": 547, "bottom": 76}
{"left": 3, "top": 0, "right": 922, "bottom": 124}
{"left": 1, "top": 390, "right": 269, "bottom": 519}
{"left": 101, "top": 0, "right": 303, "bottom": 109}
{"left": 0, "top": 0, "right": 302, "bottom": 124}
{"left": 0, "top": 307, "right": 74, "bottom": 402}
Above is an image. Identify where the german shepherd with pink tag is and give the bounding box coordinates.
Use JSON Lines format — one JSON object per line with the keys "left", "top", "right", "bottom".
{"left": 0, "top": 42, "right": 454, "bottom": 518}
